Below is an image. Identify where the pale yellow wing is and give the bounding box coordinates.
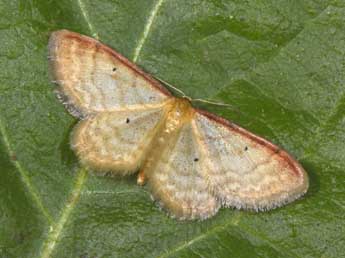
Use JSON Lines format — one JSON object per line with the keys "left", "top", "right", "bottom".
{"left": 48, "top": 30, "right": 171, "bottom": 117}
{"left": 148, "top": 122, "right": 220, "bottom": 220}
{"left": 72, "top": 106, "right": 169, "bottom": 173}
{"left": 48, "top": 30, "right": 174, "bottom": 174}
{"left": 193, "top": 110, "right": 309, "bottom": 211}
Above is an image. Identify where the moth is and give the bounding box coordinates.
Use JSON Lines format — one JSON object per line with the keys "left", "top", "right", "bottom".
{"left": 48, "top": 30, "right": 309, "bottom": 220}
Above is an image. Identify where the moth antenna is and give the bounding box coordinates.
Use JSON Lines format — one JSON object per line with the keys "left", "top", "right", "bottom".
{"left": 154, "top": 76, "right": 243, "bottom": 114}
{"left": 153, "top": 76, "right": 247, "bottom": 117}
{"left": 154, "top": 76, "right": 189, "bottom": 99}
{"left": 192, "top": 98, "right": 247, "bottom": 116}
{"left": 192, "top": 98, "right": 234, "bottom": 108}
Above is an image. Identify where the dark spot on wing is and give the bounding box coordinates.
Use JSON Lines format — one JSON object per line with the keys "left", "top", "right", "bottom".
{"left": 126, "top": 118, "right": 130, "bottom": 124}
{"left": 112, "top": 67, "right": 117, "bottom": 72}
{"left": 194, "top": 158, "right": 199, "bottom": 162}
{"left": 244, "top": 146, "right": 248, "bottom": 151}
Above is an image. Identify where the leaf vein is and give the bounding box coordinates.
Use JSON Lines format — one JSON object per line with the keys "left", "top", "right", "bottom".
{"left": 132, "top": 0, "right": 165, "bottom": 62}
{"left": 301, "top": 92, "right": 345, "bottom": 160}
{"left": 39, "top": 168, "right": 88, "bottom": 258}
{"left": 156, "top": 213, "right": 242, "bottom": 258}
{"left": 0, "top": 117, "right": 53, "bottom": 224}
{"left": 77, "top": 0, "right": 99, "bottom": 39}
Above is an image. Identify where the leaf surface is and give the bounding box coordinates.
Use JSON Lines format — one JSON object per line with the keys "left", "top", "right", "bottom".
{"left": 0, "top": 1, "right": 344, "bottom": 257}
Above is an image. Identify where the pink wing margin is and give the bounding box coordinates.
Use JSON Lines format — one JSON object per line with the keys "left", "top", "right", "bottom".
{"left": 49, "top": 29, "right": 172, "bottom": 97}
{"left": 48, "top": 30, "right": 173, "bottom": 118}
{"left": 194, "top": 109, "right": 309, "bottom": 211}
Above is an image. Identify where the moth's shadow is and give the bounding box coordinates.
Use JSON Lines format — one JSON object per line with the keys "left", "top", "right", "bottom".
{"left": 59, "top": 118, "right": 79, "bottom": 168}
{"left": 92, "top": 170, "right": 138, "bottom": 182}
{"left": 300, "top": 159, "right": 320, "bottom": 197}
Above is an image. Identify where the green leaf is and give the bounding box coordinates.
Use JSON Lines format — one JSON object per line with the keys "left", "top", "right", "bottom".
{"left": 1, "top": 0, "right": 345, "bottom": 257}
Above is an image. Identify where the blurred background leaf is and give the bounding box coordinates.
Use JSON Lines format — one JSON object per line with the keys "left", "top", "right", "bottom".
{"left": 0, "top": 0, "right": 345, "bottom": 257}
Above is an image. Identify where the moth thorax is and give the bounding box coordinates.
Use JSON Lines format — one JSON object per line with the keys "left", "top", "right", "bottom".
{"left": 164, "top": 98, "right": 193, "bottom": 133}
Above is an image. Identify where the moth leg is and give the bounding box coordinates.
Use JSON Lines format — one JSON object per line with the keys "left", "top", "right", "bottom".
{"left": 137, "top": 169, "right": 146, "bottom": 185}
